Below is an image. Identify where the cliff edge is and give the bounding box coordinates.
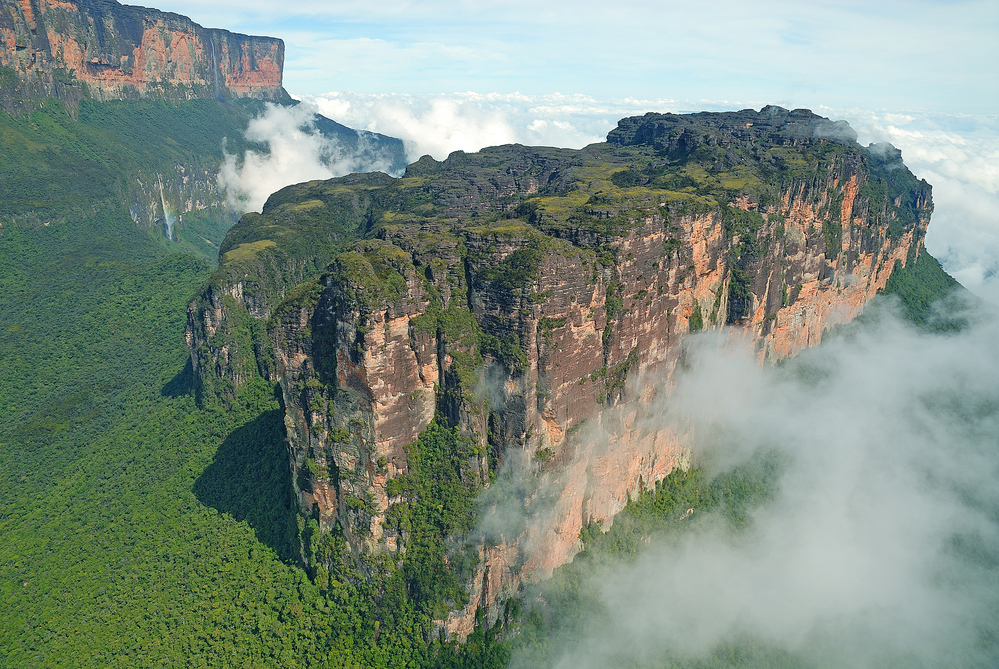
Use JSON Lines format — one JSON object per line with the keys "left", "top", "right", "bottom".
{"left": 1, "top": 0, "right": 285, "bottom": 109}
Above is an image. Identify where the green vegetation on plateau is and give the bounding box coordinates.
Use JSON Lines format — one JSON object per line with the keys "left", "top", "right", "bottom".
{"left": 196, "top": 106, "right": 935, "bottom": 413}
{"left": 213, "top": 105, "right": 901, "bottom": 283}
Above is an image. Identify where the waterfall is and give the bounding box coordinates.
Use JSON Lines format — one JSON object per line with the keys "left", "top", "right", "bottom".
{"left": 157, "top": 175, "right": 175, "bottom": 241}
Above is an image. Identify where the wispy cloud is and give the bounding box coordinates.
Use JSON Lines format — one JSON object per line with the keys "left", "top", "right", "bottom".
{"left": 153, "top": 0, "right": 997, "bottom": 113}
{"left": 217, "top": 102, "right": 399, "bottom": 213}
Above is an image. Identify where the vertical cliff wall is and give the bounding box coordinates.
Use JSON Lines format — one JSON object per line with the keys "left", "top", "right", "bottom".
{"left": 0, "top": 0, "right": 285, "bottom": 109}
{"left": 186, "top": 106, "right": 933, "bottom": 637}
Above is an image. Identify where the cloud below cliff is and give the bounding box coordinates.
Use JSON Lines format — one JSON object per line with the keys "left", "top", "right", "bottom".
{"left": 518, "top": 298, "right": 999, "bottom": 668}
{"left": 217, "top": 102, "right": 399, "bottom": 213}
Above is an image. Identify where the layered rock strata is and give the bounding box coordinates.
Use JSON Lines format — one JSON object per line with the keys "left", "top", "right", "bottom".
{"left": 187, "top": 106, "right": 932, "bottom": 636}
{"left": 1, "top": 0, "right": 284, "bottom": 107}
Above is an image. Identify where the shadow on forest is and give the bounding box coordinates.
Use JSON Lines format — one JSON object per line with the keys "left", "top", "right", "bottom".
{"left": 161, "top": 358, "right": 194, "bottom": 397}
{"left": 193, "top": 409, "right": 302, "bottom": 565}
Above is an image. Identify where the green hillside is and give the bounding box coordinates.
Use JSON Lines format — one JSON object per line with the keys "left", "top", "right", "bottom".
{"left": 0, "top": 98, "right": 255, "bottom": 258}
{"left": 883, "top": 245, "right": 966, "bottom": 327}
{"left": 0, "top": 97, "right": 406, "bottom": 260}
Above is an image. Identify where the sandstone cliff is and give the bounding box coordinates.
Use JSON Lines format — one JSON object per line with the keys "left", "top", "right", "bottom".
{"left": 0, "top": 0, "right": 408, "bottom": 251}
{"left": 187, "top": 106, "right": 932, "bottom": 636}
{"left": 0, "top": 0, "right": 285, "bottom": 110}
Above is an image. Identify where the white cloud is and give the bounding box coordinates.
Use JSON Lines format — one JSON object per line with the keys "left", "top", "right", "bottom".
{"left": 310, "top": 94, "right": 521, "bottom": 161}
{"left": 300, "top": 91, "right": 682, "bottom": 161}
{"left": 217, "top": 102, "right": 398, "bottom": 213}
{"left": 519, "top": 300, "right": 999, "bottom": 668}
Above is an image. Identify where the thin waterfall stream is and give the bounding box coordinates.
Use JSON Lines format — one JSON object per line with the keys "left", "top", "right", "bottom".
{"left": 157, "top": 175, "right": 175, "bottom": 241}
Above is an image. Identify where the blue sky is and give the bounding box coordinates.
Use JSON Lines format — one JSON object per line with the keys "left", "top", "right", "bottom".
{"left": 157, "top": 0, "right": 996, "bottom": 114}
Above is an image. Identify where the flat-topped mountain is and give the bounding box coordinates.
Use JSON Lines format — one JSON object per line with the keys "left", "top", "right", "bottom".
{"left": 0, "top": 0, "right": 407, "bottom": 254}
{"left": 1, "top": 0, "right": 285, "bottom": 110}
{"left": 187, "top": 105, "right": 933, "bottom": 634}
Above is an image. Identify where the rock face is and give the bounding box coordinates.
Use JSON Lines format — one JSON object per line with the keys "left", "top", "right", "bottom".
{"left": 187, "top": 106, "right": 932, "bottom": 635}
{"left": 0, "top": 0, "right": 284, "bottom": 108}
{"left": 126, "top": 162, "right": 228, "bottom": 240}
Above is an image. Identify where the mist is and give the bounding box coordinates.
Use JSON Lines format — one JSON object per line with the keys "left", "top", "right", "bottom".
{"left": 513, "top": 296, "right": 999, "bottom": 668}
{"left": 217, "top": 103, "right": 400, "bottom": 213}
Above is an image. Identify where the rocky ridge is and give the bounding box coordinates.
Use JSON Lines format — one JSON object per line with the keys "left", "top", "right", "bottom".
{"left": 186, "top": 106, "right": 932, "bottom": 636}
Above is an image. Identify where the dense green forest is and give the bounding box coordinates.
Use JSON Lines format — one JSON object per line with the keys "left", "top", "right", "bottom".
{"left": 0, "top": 98, "right": 970, "bottom": 666}
{"left": 0, "top": 212, "right": 962, "bottom": 666}
{"left": 0, "top": 97, "right": 258, "bottom": 257}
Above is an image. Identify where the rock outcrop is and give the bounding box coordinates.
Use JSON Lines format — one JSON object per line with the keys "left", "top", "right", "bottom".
{"left": 187, "top": 106, "right": 932, "bottom": 636}
{"left": 1, "top": 0, "right": 285, "bottom": 109}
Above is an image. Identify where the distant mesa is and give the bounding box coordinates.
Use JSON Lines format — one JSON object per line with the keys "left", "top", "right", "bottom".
{"left": 0, "top": 0, "right": 286, "bottom": 109}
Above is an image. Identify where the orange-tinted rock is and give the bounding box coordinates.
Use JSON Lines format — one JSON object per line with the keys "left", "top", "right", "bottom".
{"left": 1, "top": 0, "right": 284, "bottom": 105}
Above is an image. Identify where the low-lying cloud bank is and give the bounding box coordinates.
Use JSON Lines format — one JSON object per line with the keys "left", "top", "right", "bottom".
{"left": 299, "top": 91, "right": 691, "bottom": 161}
{"left": 520, "top": 297, "right": 999, "bottom": 668}
{"left": 217, "top": 103, "right": 400, "bottom": 213}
